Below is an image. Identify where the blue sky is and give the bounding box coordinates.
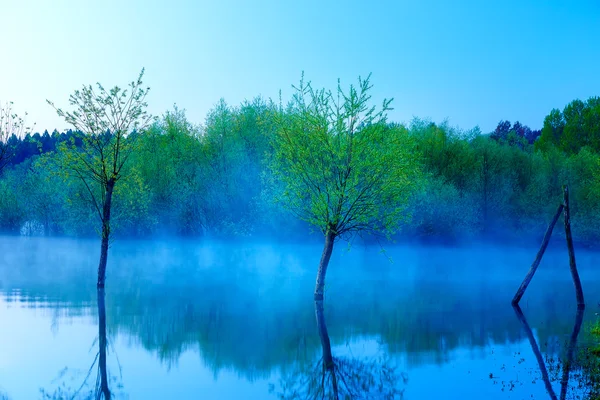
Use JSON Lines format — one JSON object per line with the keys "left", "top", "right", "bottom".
{"left": 1, "top": 0, "right": 599, "bottom": 133}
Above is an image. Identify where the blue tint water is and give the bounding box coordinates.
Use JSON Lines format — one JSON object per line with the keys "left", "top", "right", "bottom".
{"left": 0, "top": 236, "right": 597, "bottom": 399}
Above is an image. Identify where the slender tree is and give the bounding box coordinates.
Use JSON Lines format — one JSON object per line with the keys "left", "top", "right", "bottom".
{"left": 0, "top": 102, "right": 31, "bottom": 174}
{"left": 273, "top": 74, "right": 419, "bottom": 300}
{"left": 47, "top": 70, "right": 152, "bottom": 287}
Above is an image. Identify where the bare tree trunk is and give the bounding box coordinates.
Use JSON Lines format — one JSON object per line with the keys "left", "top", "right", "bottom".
{"left": 97, "top": 179, "right": 115, "bottom": 288}
{"left": 512, "top": 304, "right": 558, "bottom": 400}
{"left": 315, "top": 300, "right": 334, "bottom": 368}
{"left": 512, "top": 204, "right": 564, "bottom": 305}
{"left": 315, "top": 299, "right": 338, "bottom": 399}
{"left": 563, "top": 186, "right": 585, "bottom": 308}
{"left": 314, "top": 229, "right": 335, "bottom": 300}
{"left": 559, "top": 307, "right": 584, "bottom": 400}
{"left": 97, "top": 288, "right": 111, "bottom": 400}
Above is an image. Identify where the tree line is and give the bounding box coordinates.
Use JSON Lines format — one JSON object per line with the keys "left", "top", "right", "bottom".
{"left": 1, "top": 81, "right": 600, "bottom": 247}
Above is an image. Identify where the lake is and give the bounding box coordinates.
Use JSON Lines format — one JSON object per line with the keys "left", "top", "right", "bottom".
{"left": 0, "top": 236, "right": 598, "bottom": 399}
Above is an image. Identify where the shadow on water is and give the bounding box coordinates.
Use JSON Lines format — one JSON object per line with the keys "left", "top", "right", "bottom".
{"left": 40, "top": 288, "right": 121, "bottom": 399}
{"left": 273, "top": 299, "right": 407, "bottom": 399}
{"left": 512, "top": 304, "right": 584, "bottom": 400}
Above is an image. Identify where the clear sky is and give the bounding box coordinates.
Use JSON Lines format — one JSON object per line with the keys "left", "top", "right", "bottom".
{"left": 1, "top": 0, "right": 599, "bottom": 134}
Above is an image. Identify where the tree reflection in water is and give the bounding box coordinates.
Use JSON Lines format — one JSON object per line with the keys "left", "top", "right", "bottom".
{"left": 512, "top": 304, "right": 584, "bottom": 400}
{"left": 96, "top": 288, "right": 112, "bottom": 400}
{"left": 40, "top": 288, "right": 121, "bottom": 399}
{"left": 275, "top": 299, "right": 406, "bottom": 399}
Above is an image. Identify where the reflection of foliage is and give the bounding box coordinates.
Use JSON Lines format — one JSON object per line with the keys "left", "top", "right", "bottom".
{"left": 274, "top": 300, "right": 406, "bottom": 399}
{"left": 39, "top": 289, "right": 124, "bottom": 400}
{"left": 38, "top": 365, "right": 124, "bottom": 400}
{"left": 275, "top": 354, "right": 406, "bottom": 400}
{"left": 503, "top": 305, "right": 600, "bottom": 399}
{"left": 4, "top": 240, "right": 600, "bottom": 384}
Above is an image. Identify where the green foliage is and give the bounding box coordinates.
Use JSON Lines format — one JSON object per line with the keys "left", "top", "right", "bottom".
{"left": 410, "top": 119, "right": 479, "bottom": 192}
{"left": 20, "top": 155, "right": 66, "bottom": 235}
{"left": 537, "top": 97, "right": 600, "bottom": 154}
{"left": 111, "top": 166, "right": 156, "bottom": 235}
{"left": 0, "top": 101, "right": 32, "bottom": 173}
{"left": 129, "top": 99, "right": 282, "bottom": 237}
{"left": 47, "top": 69, "right": 153, "bottom": 239}
{"left": 132, "top": 106, "right": 204, "bottom": 235}
{"left": 0, "top": 166, "right": 26, "bottom": 233}
{"left": 273, "top": 74, "right": 419, "bottom": 240}
{"left": 47, "top": 70, "right": 151, "bottom": 209}
{"left": 2, "top": 80, "right": 600, "bottom": 244}
{"left": 407, "top": 175, "right": 479, "bottom": 240}
{"left": 201, "top": 98, "right": 279, "bottom": 236}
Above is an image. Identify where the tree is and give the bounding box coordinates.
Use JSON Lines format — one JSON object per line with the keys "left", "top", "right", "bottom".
{"left": 536, "top": 97, "right": 600, "bottom": 154}
{"left": 0, "top": 102, "right": 31, "bottom": 174}
{"left": 491, "top": 120, "right": 512, "bottom": 142}
{"left": 273, "top": 74, "right": 419, "bottom": 300}
{"left": 47, "top": 69, "right": 152, "bottom": 287}
{"left": 134, "top": 106, "right": 204, "bottom": 235}
{"left": 490, "top": 120, "right": 539, "bottom": 147}
{"left": 202, "top": 97, "right": 278, "bottom": 236}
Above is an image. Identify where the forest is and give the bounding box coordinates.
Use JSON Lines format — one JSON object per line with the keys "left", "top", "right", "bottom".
{"left": 1, "top": 73, "right": 600, "bottom": 400}
{"left": 1, "top": 81, "right": 600, "bottom": 248}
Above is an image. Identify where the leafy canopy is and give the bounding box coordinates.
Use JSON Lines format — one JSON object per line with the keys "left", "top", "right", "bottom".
{"left": 274, "top": 74, "right": 419, "bottom": 240}
{"left": 0, "top": 102, "right": 32, "bottom": 173}
{"left": 47, "top": 69, "right": 153, "bottom": 222}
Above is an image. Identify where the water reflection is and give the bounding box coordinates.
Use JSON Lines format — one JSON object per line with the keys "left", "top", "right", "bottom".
{"left": 97, "top": 288, "right": 111, "bottom": 399}
{"left": 512, "top": 304, "right": 584, "bottom": 400}
{"left": 275, "top": 299, "right": 406, "bottom": 399}
{"left": 2, "top": 239, "right": 600, "bottom": 398}
{"left": 40, "top": 288, "right": 120, "bottom": 399}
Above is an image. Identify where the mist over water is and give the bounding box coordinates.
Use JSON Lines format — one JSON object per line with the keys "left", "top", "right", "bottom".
{"left": 0, "top": 236, "right": 597, "bottom": 399}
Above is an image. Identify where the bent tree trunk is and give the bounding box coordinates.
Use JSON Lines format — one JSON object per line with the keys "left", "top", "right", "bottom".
{"left": 97, "top": 288, "right": 111, "bottom": 400}
{"left": 97, "top": 179, "right": 115, "bottom": 288}
{"left": 315, "top": 299, "right": 339, "bottom": 399}
{"left": 314, "top": 229, "right": 336, "bottom": 300}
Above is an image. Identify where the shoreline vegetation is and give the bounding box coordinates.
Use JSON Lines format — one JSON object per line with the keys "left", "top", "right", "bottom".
{"left": 1, "top": 79, "right": 599, "bottom": 250}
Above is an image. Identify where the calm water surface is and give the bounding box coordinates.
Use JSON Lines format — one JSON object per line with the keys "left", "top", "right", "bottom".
{"left": 0, "top": 236, "right": 598, "bottom": 399}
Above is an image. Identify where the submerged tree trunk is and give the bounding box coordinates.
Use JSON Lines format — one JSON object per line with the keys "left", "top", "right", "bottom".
{"left": 315, "top": 299, "right": 338, "bottom": 399}
{"left": 559, "top": 307, "right": 584, "bottom": 400}
{"left": 563, "top": 186, "right": 585, "bottom": 308}
{"left": 97, "top": 179, "right": 115, "bottom": 288}
{"left": 314, "top": 229, "right": 336, "bottom": 301}
{"left": 97, "top": 288, "right": 111, "bottom": 400}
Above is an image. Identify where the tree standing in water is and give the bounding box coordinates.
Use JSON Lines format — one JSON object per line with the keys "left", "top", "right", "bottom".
{"left": 48, "top": 70, "right": 152, "bottom": 287}
{"left": 274, "top": 74, "right": 418, "bottom": 300}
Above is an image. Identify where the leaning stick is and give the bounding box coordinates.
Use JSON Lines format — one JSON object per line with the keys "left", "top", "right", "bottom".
{"left": 563, "top": 186, "right": 585, "bottom": 309}
{"left": 512, "top": 204, "right": 564, "bottom": 305}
